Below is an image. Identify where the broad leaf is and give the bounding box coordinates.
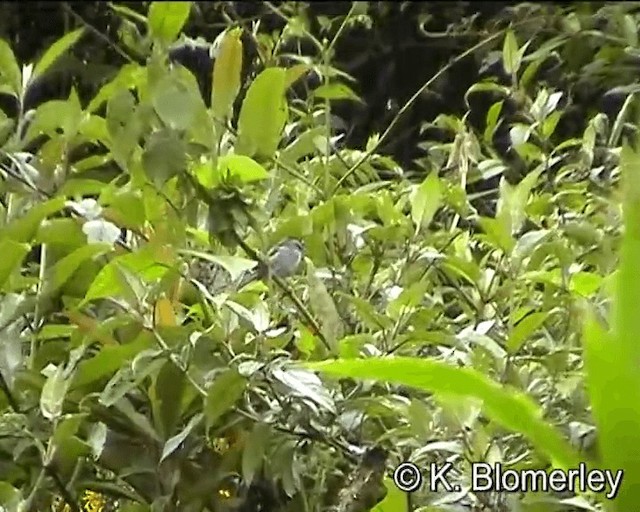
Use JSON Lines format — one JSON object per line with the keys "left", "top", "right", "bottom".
{"left": 211, "top": 28, "right": 243, "bottom": 121}
{"left": 32, "top": 28, "right": 85, "bottom": 81}
{"left": 40, "top": 365, "right": 70, "bottom": 421}
{"left": 205, "top": 368, "right": 247, "bottom": 428}
{"left": 148, "top": 2, "right": 192, "bottom": 44}
{"left": 582, "top": 145, "right": 640, "bottom": 512}
{"left": 410, "top": 172, "right": 442, "bottom": 232}
{"left": 0, "top": 239, "right": 29, "bottom": 289}
{"left": 160, "top": 413, "right": 202, "bottom": 462}
{"left": 307, "top": 357, "right": 580, "bottom": 470}
{"left": 0, "top": 39, "right": 21, "bottom": 96}
{"left": 236, "top": 67, "right": 288, "bottom": 158}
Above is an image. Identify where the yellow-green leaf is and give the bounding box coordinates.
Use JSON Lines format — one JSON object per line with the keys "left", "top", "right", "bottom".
{"left": 313, "top": 82, "right": 363, "bottom": 103}
{"left": 582, "top": 144, "right": 640, "bottom": 512}
{"left": 307, "top": 357, "right": 580, "bottom": 470}
{"left": 502, "top": 30, "right": 519, "bottom": 76}
{"left": 211, "top": 28, "right": 243, "bottom": 121}
{"left": 42, "top": 243, "right": 112, "bottom": 296}
{"left": 33, "top": 28, "right": 85, "bottom": 81}
{"left": 285, "top": 64, "right": 310, "bottom": 89}
{"left": 410, "top": 172, "right": 442, "bottom": 232}
{"left": 147, "top": 2, "right": 192, "bottom": 44}
{"left": 0, "top": 239, "right": 29, "bottom": 289}
{"left": 307, "top": 264, "right": 342, "bottom": 352}
{"left": 507, "top": 311, "right": 548, "bottom": 353}
{"left": 0, "top": 39, "right": 21, "bottom": 96}
{"left": 0, "top": 196, "right": 66, "bottom": 243}
{"left": 236, "top": 67, "right": 288, "bottom": 158}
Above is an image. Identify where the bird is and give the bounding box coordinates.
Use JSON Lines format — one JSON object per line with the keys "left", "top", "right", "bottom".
{"left": 238, "top": 238, "right": 305, "bottom": 288}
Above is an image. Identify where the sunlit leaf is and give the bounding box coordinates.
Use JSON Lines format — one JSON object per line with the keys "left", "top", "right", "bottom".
{"left": 148, "top": 2, "right": 192, "bottom": 44}
{"left": 40, "top": 365, "right": 70, "bottom": 421}
{"left": 410, "top": 172, "right": 442, "bottom": 232}
{"left": 211, "top": 28, "right": 243, "bottom": 121}
{"left": 160, "top": 413, "right": 202, "bottom": 462}
{"left": 0, "top": 39, "right": 21, "bottom": 95}
{"left": 0, "top": 239, "right": 29, "bottom": 289}
{"left": 582, "top": 145, "right": 640, "bottom": 512}
{"left": 307, "top": 357, "right": 580, "bottom": 469}
{"left": 32, "top": 28, "right": 85, "bottom": 80}
{"left": 313, "top": 82, "right": 363, "bottom": 102}
{"left": 236, "top": 67, "right": 288, "bottom": 158}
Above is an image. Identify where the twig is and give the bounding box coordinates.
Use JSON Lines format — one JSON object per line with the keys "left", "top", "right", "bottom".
{"left": 0, "top": 372, "right": 20, "bottom": 412}
{"left": 332, "top": 29, "right": 508, "bottom": 192}
{"left": 62, "top": 3, "right": 136, "bottom": 64}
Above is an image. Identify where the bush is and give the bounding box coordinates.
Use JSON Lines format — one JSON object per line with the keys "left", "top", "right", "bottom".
{"left": 0, "top": 2, "right": 638, "bottom": 512}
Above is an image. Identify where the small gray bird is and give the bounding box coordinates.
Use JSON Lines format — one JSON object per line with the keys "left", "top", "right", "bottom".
{"left": 238, "top": 238, "right": 305, "bottom": 288}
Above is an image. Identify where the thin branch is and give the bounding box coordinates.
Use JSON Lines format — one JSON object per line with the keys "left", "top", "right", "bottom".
{"left": 332, "top": 29, "right": 508, "bottom": 192}
{"left": 62, "top": 3, "right": 136, "bottom": 64}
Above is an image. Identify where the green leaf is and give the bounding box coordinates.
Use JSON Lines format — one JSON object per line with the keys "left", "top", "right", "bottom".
{"left": 32, "top": 28, "right": 85, "bottom": 81}
{"left": 142, "top": 128, "right": 187, "bottom": 188}
{"left": 148, "top": 2, "right": 192, "bottom": 44}
{"left": 507, "top": 311, "right": 549, "bottom": 353}
{"left": 0, "top": 321, "right": 22, "bottom": 388}
{"left": 410, "top": 172, "right": 442, "bottom": 232}
{"left": 280, "top": 126, "right": 325, "bottom": 163}
{"left": 478, "top": 216, "right": 515, "bottom": 253}
{"left": 242, "top": 422, "right": 270, "bottom": 485}
{"left": 205, "top": 368, "right": 247, "bottom": 428}
{"left": 0, "top": 239, "right": 29, "bottom": 289}
{"left": 236, "top": 67, "right": 288, "bottom": 158}
{"left": 496, "top": 168, "right": 541, "bottom": 236}
{"left": 341, "top": 295, "right": 394, "bottom": 331}
{"left": 313, "top": 82, "right": 363, "bottom": 102}
{"left": 219, "top": 154, "right": 270, "bottom": 183}
{"left": 0, "top": 482, "right": 23, "bottom": 511}
{"left": 0, "top": 197, "right": 66, "bottom": 243}
{"left": 160, "top": 413, "right": 202, "bottom": 462}
{"left": 179, "top": 249, "right": 256, "bottom": 281}
{"left": 272, "top": 367, "right": 336, "bottom": 413}
{"left": 623, "top": 14, "right": 638, "bottom": 47}
{"left": 569, "top": 271, "right": 603, "bottom": 298}
{"left": 511, "top": 229, "right": 550, "bottom": 267}
{"left": 40, "top": 365, "right": 70, "bottom": 421}
{"left": 484, "top": 101, "right": 504, "bottom": 143}
{"left": 152, "top": 75, "right": 197, "bottom": 130}
{"left": 82, "top": 247, "right": 169, "bottom": 305}
{"left": 72, "top": 334, "right": 153, "bottom": 388}
{"left": 387, "top": 279, "right": 430, "bottom": 321}
{"left": 42, "top": 243, "right": 112, "bottom": 296}
{"left": 307, "top": 264, "right": 342, "bottom": 352}
{"left": 88, "top": 63, "right": 144, "bottom": 113}
{"left": 372, "top": 478, "right": 406, "bottom": 512}
{"left": 23, "top": 98, "right": 82, "bottom": 144}
{"left": 285, "top": 64, "right": 310, "bottom": 89}
{"left": 150, "top": 359, "right": 187, "bottom": 440}
{"left": 307, "top": 357, "right": 580, "bottom": 470}
{"left": 502, "top": 30, "right": 520, "bottom": 77}
{"left": 36, "top": 218, "right": 85, "bottom": 247}
{"left": 0, "top": 39, "right": 21, "bottom": 96}
{"left": 211, "top": 28, "right": 243, "bottom": 121}
{"left": 582, "top": 145, "right": 640, "bottom": 512}
{"left": 106, "top": 88, "right": 137, "bottom": 135}
{"left": 100, "top": 355, "right": 165, "bottom": 408}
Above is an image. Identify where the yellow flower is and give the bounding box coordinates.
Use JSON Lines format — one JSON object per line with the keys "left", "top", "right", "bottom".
{"left": 81, "top": 490, "right": 107, "bottom": 512}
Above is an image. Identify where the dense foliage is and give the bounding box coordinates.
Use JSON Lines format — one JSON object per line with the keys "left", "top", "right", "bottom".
{"left": 0, "top": 2, "right": 639, "bottom": 512}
